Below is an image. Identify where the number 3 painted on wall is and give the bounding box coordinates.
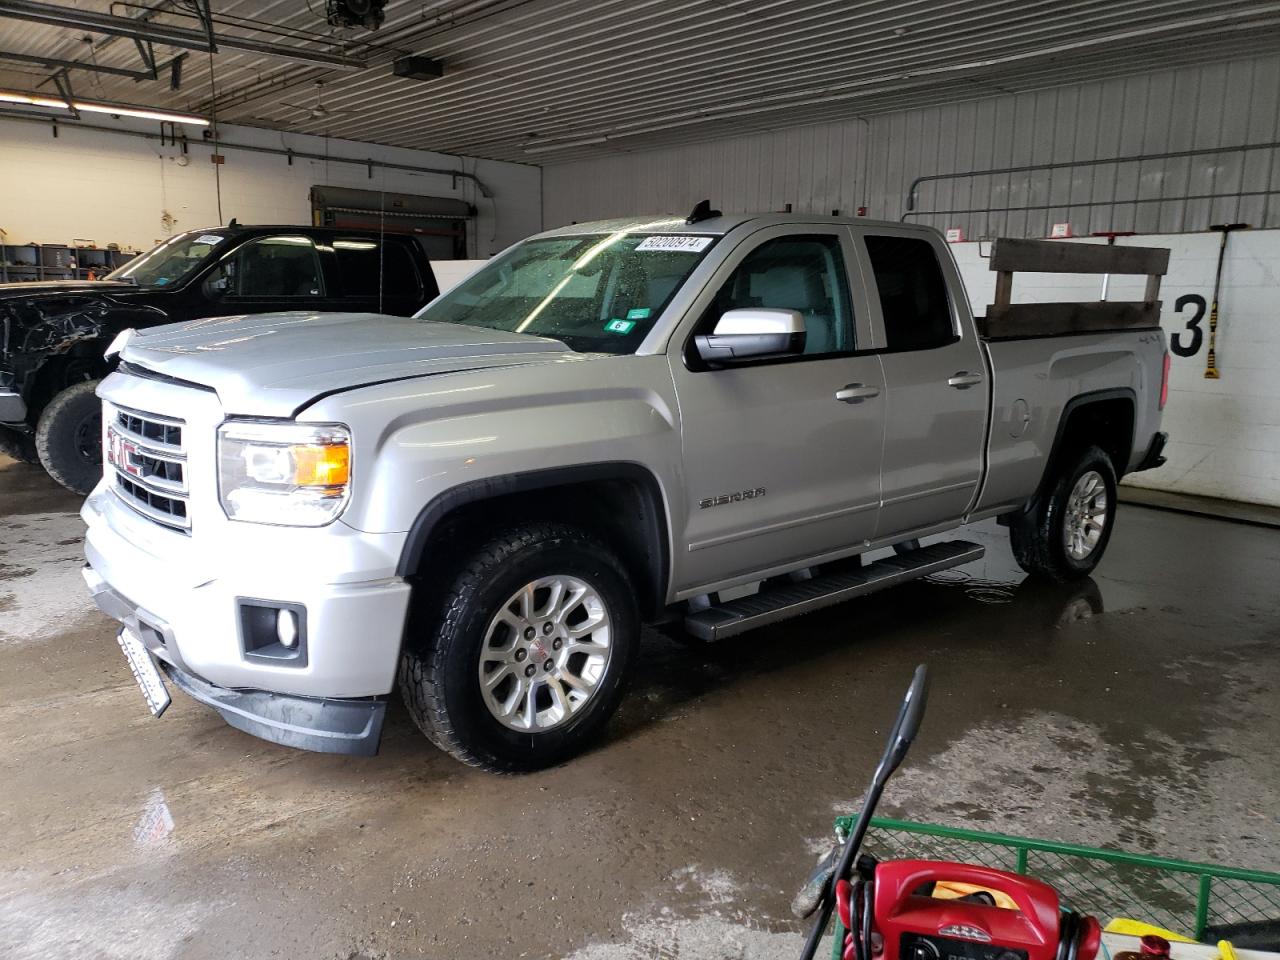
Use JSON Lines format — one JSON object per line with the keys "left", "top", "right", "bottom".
{"left": 1170, "top": 293, "right": 1207, "bottom": 357}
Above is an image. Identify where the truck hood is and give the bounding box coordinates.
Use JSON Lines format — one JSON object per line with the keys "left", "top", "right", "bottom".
{"left": 120, "top": 310, "right": 576, "bottom": 416}
{"left": 0, "top": 280, "right": 140, "bottom": 300}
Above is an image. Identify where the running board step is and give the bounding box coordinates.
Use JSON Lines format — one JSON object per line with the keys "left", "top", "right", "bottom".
{"left": 684, "top": 540, "right": 984, "bottom": 641}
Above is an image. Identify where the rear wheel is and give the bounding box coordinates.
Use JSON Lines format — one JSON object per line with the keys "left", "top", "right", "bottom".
{"left": 35, "top": 379, "right": 103, "bottom": 495}
{"left": 0, "top": 426, "right": 38, "bottom": 465}
{"left": 399, "top": 522, "right": 639, "bottom": 772}
{"left": 1009, "top": 445, "right": 1117, "bottom": 581}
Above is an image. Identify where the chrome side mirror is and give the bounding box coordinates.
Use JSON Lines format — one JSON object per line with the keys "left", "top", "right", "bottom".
{"left": 694, "top": 308, "right": 805, "bottom": 365}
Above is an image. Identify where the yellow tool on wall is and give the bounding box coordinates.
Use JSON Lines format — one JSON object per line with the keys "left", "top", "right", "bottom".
{"left": 1203, "top": 223, "right": 1249, "bottom": 380}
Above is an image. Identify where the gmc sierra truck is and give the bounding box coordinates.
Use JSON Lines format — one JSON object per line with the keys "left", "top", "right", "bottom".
{"left": 81, "top": 209, "right": 1170, "bottom": 771}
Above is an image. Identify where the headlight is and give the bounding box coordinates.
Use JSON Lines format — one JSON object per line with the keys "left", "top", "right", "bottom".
{"left": 217, "top": 421, "right": 351, "bottom": 526}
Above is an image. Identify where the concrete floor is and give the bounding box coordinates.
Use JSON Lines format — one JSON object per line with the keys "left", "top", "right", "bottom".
{"left": 1, "top": 454, "right": 1277, "bottom": 960}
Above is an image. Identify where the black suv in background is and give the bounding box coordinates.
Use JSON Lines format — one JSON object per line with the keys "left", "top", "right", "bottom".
{"left": 0, "top": 225, "right": 440, "bottom": 493}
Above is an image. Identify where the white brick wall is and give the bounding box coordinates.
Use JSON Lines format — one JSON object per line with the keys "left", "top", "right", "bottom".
{"left": 0, "top": 117, "right": 541, "bottom": 258}
{"left": 951, "top": 232, "right": 1280, "bottom": 507}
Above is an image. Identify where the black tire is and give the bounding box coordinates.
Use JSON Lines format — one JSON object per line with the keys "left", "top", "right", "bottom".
{"left": 0, "top": 426, "right": 38, "bottom": 465}
{"left": 1009, "top": 445, "right": 1118, "bottom": 582}
{"left": 399, "top": 522, "right": 639, "bottom": 772}
{"left": 35, "top": 379, "right": 103, "bottom": 495}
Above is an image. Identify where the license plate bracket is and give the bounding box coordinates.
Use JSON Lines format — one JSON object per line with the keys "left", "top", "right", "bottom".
{"left": 117, "top": 628, "right": 171, "bottom": 717}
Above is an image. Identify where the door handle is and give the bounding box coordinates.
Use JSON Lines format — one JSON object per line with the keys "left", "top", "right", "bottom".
{"left": 947, "top": 372, "right": 984, "bottom": 389}
{"left": 835, "top": 383, "right": 881, "bottom": 403}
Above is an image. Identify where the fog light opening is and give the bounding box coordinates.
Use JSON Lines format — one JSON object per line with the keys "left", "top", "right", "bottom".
{"left": 276, "top": 608, "right": 299, "bottom": 649}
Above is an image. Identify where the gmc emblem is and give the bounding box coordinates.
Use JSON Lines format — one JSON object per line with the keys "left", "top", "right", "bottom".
{"left": 107, "top": 427, "right": 142, "bottom": 478}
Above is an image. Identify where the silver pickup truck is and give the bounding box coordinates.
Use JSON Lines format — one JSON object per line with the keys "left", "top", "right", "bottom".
{"left": 81, "top": 210, "right": 1170, "bottom": 771}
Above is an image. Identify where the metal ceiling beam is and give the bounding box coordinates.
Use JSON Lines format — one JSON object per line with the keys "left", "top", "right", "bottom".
{"left": 0, "top": 0, "right": 368, "bottom": 70}
{"left": 0, "top": 49, "right": 159, "bottom": 80}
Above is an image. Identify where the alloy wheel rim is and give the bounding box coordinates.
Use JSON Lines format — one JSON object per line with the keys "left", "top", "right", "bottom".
{"left": 1063, "top": 470, "right": 1108, "bottom": 560}
{"left": 478, "top": 575, "right": 613, "bottom": 732}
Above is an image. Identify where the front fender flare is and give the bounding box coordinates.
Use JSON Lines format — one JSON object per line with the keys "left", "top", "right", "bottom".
{"left": 395, "top": 461, "right": 672, "bottom": 611}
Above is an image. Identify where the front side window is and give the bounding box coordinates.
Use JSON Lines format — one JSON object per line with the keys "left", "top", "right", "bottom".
{"left": 107, "top": 231, "right": 227, "bottom": 289}
{"left": 416, "top": 230, "right": 715, "bottom": 354}
{"left": 865, "top": 235, "right": 954, "bottom": 351}
{"left": 704, "top": 235, "right": 855, "bottom": 356}
{"left": 207, "top": 236, "right": 324, "bottom": 299}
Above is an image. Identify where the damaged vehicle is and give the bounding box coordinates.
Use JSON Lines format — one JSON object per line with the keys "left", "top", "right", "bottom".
{"left": 0, "top": 225, "right": 440, "bottom": 493}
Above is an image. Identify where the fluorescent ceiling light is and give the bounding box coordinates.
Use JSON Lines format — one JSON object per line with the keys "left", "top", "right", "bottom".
{"left": 0, "top": 90, "right": 69, "bottom": 109}
{"left": 75, "top": 101, "right": 209, "bottom": 125}
{"left": 523, "top": 135, "right": 608, "bottom": 155}
{"left": 0, "top": 89, "right": 208, "bottom": 126}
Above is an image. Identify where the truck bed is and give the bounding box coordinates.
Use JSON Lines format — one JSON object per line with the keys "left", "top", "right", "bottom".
{"left": 974, "top": 327, "right": 1167, "bottom": 516}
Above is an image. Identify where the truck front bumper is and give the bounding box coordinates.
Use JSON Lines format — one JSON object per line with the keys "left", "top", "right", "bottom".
{"left": 81, "top": 482, "right": 413, "bottom": 755}
{"left": 84, "top": 564, "right": 387, "bottom": 755}
{"left": 162, "top": 659, "right": 386, "bottom": 756}
{"left": 0, "top": 389, "right": 26, "bottom": 424}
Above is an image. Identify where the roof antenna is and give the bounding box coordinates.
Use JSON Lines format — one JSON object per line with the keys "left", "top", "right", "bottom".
{"left": 685, "top": 199, "right": 721, "bottom": 224}
{"left": 228, "top": 217, "right": 238, "bottom": 227}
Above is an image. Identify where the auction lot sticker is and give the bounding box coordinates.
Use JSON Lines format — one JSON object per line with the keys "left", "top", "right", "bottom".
{"left": 636, "top": 235, "right": 713, "bottom": 253}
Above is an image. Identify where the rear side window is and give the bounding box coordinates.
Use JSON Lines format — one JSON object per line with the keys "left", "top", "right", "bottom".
{"left": 333, "top": 239, "right": 422, "bottom": 300}
{"left": 865, "top": 235, "right": 954, "bottom": 351}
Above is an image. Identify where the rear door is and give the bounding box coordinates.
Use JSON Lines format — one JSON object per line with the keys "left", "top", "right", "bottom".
{"left": 856, "top": 228, "right": 987, "bottom": 537}
{"left": 668, "top": 225, "right": 886, "bottom": 592}
{"left": 329, "top": 237, "right": 429, "bottom": 316}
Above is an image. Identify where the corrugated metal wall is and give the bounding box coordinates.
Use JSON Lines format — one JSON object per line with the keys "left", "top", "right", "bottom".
{"left": 544, "top": 54, "right": 1280, "bottom": 238}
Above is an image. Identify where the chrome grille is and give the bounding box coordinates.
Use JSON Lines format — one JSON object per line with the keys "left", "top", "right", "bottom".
{"left": 107, "top": 404, "right": 190, "bottom": 533}
{"left": 116, "top": 409, "right": 182, "bottom": 449}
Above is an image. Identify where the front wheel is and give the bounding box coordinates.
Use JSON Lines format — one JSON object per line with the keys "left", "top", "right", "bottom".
{"left": 399, "top": 522, "right": 639, "bottom": 772}
{"left": 36, "top": 379, "right": 103, "bottom": 495}
{"left": 1009, "top": 445, "right": 1118, "bottom": 581}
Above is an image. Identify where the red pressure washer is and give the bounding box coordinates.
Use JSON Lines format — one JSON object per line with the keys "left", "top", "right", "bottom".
{"left": 795, "top": 666, "right": 1101, "bottom": 960}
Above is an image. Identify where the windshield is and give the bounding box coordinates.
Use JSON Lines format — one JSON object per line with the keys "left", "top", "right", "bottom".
{"left": 415, "top": 228, "right": 718, "bottom": 353}
{"left": 106, "top": 231, "right": 228, "bottom": 288}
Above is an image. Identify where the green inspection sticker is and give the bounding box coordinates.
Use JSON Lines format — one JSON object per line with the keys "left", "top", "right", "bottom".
{"left": 626, "top": 307, "right": 651, "bottom": 320}
{"left": 604, "top": 319, "right": 637, "bottom": 334}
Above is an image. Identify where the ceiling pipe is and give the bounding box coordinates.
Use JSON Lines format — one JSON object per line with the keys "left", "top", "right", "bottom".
{"left": 0, "top": 108, "right": 493, "bottom": 196}
{"left": 0, "top": 0, "right": 367, "bottom": 70}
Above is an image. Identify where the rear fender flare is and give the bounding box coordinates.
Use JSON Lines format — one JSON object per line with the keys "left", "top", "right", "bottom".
{"left": 1020, "top": 387, "right": 1136, "bottom": 514}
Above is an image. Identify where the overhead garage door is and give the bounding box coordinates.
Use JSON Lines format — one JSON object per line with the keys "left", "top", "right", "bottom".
{"left": 310, "top": 186, "right": 476, "bottom": 260}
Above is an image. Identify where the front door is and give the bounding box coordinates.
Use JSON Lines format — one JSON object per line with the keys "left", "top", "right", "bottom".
{"left": 201, "top": 234, "right": 337, "bottom": 316}
{"left": 669, "top": 226, "right": 886, "bottom": 592}
{"left": 857, "top": 229, "right": 988, "bottom": 537}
